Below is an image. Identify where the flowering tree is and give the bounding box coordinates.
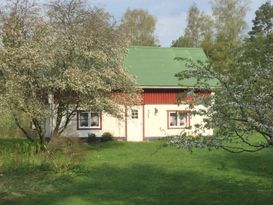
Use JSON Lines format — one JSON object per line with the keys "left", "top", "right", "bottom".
{"left": 0, "top": 0, "right": 139, "bottom": 147}
{"left": 171, "top": 2, "right": 273, "bottom": 153}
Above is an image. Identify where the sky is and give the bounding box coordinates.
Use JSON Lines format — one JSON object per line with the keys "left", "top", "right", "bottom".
{"left": 90, "top": 0, "right": 270, "bottom": 47}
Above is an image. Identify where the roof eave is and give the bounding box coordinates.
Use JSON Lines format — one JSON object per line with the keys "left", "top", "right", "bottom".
{"left": 139, "top": 85, "right": 217, "bottom": 90}
{"left": 140, "top": 85, "right": 194, "bottom": 89}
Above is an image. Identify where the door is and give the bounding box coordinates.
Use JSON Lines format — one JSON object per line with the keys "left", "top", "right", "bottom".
{"left": 127, "top": 106, "right": 143, "bottom": 141}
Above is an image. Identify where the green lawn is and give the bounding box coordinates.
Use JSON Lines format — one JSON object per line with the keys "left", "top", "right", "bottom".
{"left": 1, "top": 139, "right": 273, "bottom": 205}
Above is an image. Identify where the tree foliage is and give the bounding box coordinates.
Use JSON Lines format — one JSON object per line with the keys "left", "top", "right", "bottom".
{"left": 0, "top": 0, "right": 140, "bottom": 146}
{"left": 209, "top": 0, "right": 249, "bottom": 73}
{"left": 211, "top": 0, "right": 249, "bottom": 42}
{"left": 172, "top": 0, "right": 249, "bottom": 63}
{"left": 172, "top": 2, "right": 273, "bottom": 153}
{"left": 172, "top": 3, "right": 214, "bottom": 55}
{"left": 249, "top": 1, "right": 273, "bottom": 37}
{"left": 120, "top": 8, "right": 158, "bottom": 46}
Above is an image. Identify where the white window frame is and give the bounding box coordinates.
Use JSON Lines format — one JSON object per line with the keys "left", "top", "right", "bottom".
{"left": 168, "top": 111, "right": 189, "bottom": 129}
{"left": 78, "top": 111, "right": 101, "bottom": 130}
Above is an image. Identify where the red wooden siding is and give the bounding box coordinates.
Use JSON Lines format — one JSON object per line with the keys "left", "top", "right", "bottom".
{"left": 142, "top": 89, "right": 181, "bottom": 104}
{"left": 141, "top": 88, "right": 211, "bottom": 105}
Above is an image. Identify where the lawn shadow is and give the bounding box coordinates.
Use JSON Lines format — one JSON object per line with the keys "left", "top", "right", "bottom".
{"left": 3, "top": 162, "right": 273, "bottom": 205}
{"left": 204, "top": 149, "right": 273, "bottom": 179}
{"left": 86, "top": 141, "right": 127, "bottom": 151}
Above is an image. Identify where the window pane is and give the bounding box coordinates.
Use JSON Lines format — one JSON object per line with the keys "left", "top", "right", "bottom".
{"left": 132, "top": 109, "right": 138, "bottom": 119}
{"left": 79, "top": 112, "right": 89, "bottom": 127}
{"left": 169, "top": 112, "right": 177, "bottom": 126}
{"left": 178, "top": 112, "right": 187, "bottom": 127}
{"left": 91, "top": 112, "right": 100, "bottom": 127}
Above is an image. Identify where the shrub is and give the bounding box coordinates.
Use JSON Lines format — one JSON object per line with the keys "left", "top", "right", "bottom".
{"left": 43, "top": 137, "right": 87, "bottom": 173}
{"left": 100, "top": 132, "right": 114, "bottom": 142}
{"left": 87, "top": 133, "right": 97, "bottom": 143}
{"left": 46, "top": 137, "right": 85, "bottom": 156}
{"left": 0, "top": 137, "right": 88, "bottom": 178}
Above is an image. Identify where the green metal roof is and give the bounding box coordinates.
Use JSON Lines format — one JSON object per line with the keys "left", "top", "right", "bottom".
{"left": 124, "top": 46, "right": 207, "bottom": 87}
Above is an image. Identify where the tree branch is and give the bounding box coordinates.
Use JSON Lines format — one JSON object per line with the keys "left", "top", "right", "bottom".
{"left": 221, "top": 145, "right": 266, "bottom": 153}
{"left": 58, "top": 103, "right": 79, "bottom": 135}
{"left": 234, "top": 130, "right": 265, "bottom": 148}
{"left": 14, "top": 116, "right": 34, "bottom": 142}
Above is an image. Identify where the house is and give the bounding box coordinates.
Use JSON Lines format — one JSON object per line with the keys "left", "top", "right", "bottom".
{"left": 49, "top": 46, "right": 213, "bottom": 141}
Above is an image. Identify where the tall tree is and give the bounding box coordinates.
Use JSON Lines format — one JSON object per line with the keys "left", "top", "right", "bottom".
{"left": 120, "top": 8, "right": 158, "bottom": 46}
{"left": 173, "top": 0, "right": 249, "bottom": 62}
{"left": 249, "top": 1, "right": 273, "bottom": 37}
{"left": 244, "top": 1, "right": 273, "bottom": 79}
{"left": 172, "top": 4, "right": 201, "bottom": 48}
{"left": 211, "top": 0, "right": 249, "bottom": 41}
{"left": 172, "top": 3, "right": 214, "bottom": 53}
{"left": 0, "top": 0, "right": 139, "bottom": 147}
{"left": 210, "top": 0, "right": 249, "bottom": 73}
{"left": 172, "top": 2, "right": 273, "bottom": 153}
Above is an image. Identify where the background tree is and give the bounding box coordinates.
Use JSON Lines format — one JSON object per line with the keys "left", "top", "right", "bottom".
{"left": 172, "top": 3, "right": 214, "bottom": 55}
{"left": 120, "top": 8, "right": 158, "bottom": 46}
{"left": 172, "top": 0, "right": 249, "bottom": 63}
{"left": 209, "top": 0, "right": 249, "bottom": 73}
{"left": 0, "top": 0, "right": 139, "bottom": 147}
{"left": 172, "top": 4, "right": 201, "bottom": 48}
{"left": 171, "top": 2, "right": 273, "bottom": 153}
{"left": 245, "top": 1, "right": 273, "bottom": 71}
{"left": 249, "top": 1, "right": 273, "bottom": 37}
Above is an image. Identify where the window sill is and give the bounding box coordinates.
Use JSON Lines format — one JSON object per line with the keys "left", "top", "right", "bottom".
{"left": 167, "top": 127, "right": 190, "bottom": 130}
{"left": 77, "top": 127, "right": 102, "bottom": 130}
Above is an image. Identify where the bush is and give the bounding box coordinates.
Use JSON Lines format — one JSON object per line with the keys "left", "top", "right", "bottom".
{"left": 0, "top": 137, "right": 88, "bottom": 177}
{"left": 87, "top": 133, "right": 97, "bottom": 143}
{"left": 100, "top": 132, "right": 114, "bottom": 142}
{"left": 46, "top": 137, "right": 85, "bottom": 156}
{"left": 43, "top": 137, "right": 88, "bottom": 173}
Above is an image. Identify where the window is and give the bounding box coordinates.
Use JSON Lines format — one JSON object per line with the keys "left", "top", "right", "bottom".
{"left": 78, "top": 111, "right": 101, "bottom": 129}
{"left": 131, "top": 109, "right": 138, "bottom": 119}
{"left": 168, "top": 111, "right": 189, "bottom": 129}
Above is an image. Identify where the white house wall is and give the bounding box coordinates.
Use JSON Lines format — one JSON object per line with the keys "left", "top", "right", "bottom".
{"left": 61, "top": 112, "right": 126, "bottom": 138}
{"left": 54, "top": 103, "right": 213, "bottom": 141}
{"left": 143, "top": 104, "right": 212, "bottom": 139}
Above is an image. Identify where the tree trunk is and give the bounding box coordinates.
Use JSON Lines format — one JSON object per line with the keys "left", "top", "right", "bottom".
{"left": 32, "top": 118, "right": 46, "bottom": 150}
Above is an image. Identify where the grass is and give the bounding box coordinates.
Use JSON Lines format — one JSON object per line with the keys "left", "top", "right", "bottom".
{"left": 1, "top": 138, "right": 273, "bottom": 205}
{"left": 0, "top": 113, "right": 29, "bottom": 137}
